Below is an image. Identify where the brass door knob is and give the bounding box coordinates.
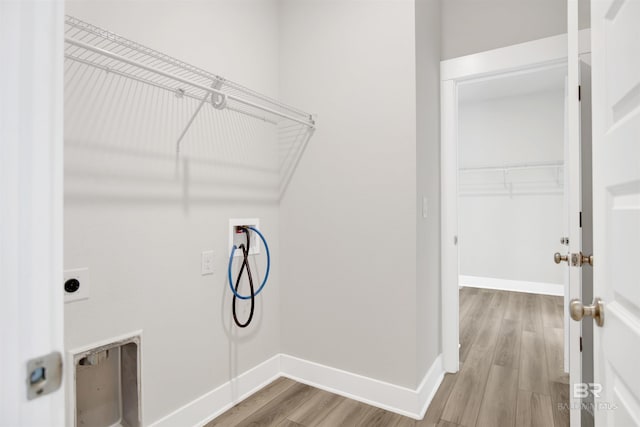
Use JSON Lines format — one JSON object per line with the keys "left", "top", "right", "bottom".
{"left": 570, "top": 297, "right": 604, "bottom": 327}
{"left": 571, "top": 252, "right": 594, "bottom": 267}
{"left": 584, "top": 254, "right": 594, "bottom": 266}
{"left": 554, "top": 252, "right": 569, "bottom": 264}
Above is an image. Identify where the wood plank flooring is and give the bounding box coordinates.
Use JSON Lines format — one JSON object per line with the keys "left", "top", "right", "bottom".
{"left": 429, "top": 288, "right": 569, "bottom": 427}
{"left": 205, "top": 288, "right": 569, "bottom": 427}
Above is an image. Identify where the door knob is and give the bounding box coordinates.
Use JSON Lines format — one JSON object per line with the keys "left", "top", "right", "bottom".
{"left": 554, "top": 252, "right": 569, "bottom": 264}
{"left": 569, "top": 297, "right": 604, "bottom": 327}
{"left": 571, "top": 252, "right": 594, "bottom": 267}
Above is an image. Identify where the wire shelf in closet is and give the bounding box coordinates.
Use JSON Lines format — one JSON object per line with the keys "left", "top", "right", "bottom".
{"left": 459, "top": 161, "right": 564, "bottom": 197}
{"left": 64, "top": 15, "right": 315, "bottom": 198}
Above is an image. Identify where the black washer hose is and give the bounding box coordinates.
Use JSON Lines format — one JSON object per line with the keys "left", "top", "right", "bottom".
{"left": 232, "top": 228, "right": 255, "bottom": 328}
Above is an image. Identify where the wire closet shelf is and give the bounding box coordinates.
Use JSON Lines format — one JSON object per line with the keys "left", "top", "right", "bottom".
{"left": 459, "top": 160, "right": 564, "bottom": 197}
{"left": 65, "top": 15, "right": 316, "bottom": 196}
{"left": 64, "top": 15, "right": 315, "bottom": 197}
{"left": 64, "top": 16, "right": 314, "bottom": 131}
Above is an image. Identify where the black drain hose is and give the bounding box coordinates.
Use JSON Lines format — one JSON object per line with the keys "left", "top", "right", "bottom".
{"left": 231, "top": 228, "right": 255, "bottom": 328}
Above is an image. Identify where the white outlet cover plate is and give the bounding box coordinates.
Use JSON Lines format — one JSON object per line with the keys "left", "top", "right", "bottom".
{"left": 229, "top": 218, "right": 260, "bottom": 257}
{"left": 64, "top": 268, "right": 90, "bottom": 303}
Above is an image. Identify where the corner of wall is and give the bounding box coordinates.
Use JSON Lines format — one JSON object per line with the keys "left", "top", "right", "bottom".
{"left": 415, "top": 0, "right": 443, "bottom": 381}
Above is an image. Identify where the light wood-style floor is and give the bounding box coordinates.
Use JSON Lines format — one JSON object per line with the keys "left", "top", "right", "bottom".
{"left": 205, "top": 288, "right": 569, "bottom": 427}
{"left": 429, "top": 288, "right": 569, "bottom": 427}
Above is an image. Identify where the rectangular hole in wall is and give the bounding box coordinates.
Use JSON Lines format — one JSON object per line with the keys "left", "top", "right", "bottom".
{"left": 74, "top": 337, "right": 140, "bottom": 427}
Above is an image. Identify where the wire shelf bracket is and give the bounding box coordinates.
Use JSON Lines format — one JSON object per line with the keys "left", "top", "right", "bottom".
{"left": 174, "top": 78, "right": 223, "bottom": 155}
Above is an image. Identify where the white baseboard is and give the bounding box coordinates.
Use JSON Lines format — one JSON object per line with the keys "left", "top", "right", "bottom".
{"left": 149, "top": 353, "right": 444, "bottom": 426}
{"left": 149, "top": 354, "right": 281, "bottom": 427}
{"left": 281, "top": 354, "right": 444, "bottom": 420}
{"left": 459, "top": 275, "right": 564, "bottom": 296}
{"left": 415, "top": 354, "right": 446, "bottom": 419}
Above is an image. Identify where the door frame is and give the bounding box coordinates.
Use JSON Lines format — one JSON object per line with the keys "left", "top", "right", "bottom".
{"left": 440, "top": 29, "right": 590, "bottom": 406}
{"left": 0, "top": 0, "right": 65, "bottom": 425}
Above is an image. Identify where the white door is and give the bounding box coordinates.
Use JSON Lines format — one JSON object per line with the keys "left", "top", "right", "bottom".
{"left": 590, "top": 0, "right": 640, "bottom": 425}
{"left": 0, "top": 1, "right": 65, "bottom": 425}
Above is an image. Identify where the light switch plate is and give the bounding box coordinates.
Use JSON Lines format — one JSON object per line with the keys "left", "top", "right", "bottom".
{"left": 64, "top": 268, "right": 90, "bottom": 303}
{"left": 422, "top": 197, "right": 429, "bottom": 219}
{"left": 201, "top": 250, "right": 214, "bottom": 275}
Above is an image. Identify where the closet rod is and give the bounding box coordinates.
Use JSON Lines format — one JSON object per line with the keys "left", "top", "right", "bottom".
{"left": 65, "top": 37, "right": 315, "bottom": 129}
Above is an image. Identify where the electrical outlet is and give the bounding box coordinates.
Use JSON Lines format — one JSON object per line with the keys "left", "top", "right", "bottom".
{"left": 201, "top": 250, "right": 214, "bottom": 275}
{"left": 229, "top": 218, "right": 260, "bottom": 257}
{"left": 64, "top": 268, "right": 90, "bottom": 303}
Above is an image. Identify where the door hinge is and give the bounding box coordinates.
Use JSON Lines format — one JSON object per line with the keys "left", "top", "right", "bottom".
{"left": 578, "top": 85, "right": 582, "bottom": 101}
{"left": 580, "top": 336, "right": 583, "bottom": 352}
{"left": 579, "top": 211, "right": 582, "bottom": 228}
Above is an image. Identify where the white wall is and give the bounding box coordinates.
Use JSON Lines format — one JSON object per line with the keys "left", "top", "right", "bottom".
{"left": 64, "top": 1, "right": 281, "bottom": 424}
{"left": 278, "top": 0, "right": 428, "bottom": 389}
{"left": 415, "top": 0, "right": 442, "bottom": 381}
{"left": 441, "top": 0, "right": 567, "bottom": 59}
{"left": 458, "top": 89, "right": 565, "bottom": 285}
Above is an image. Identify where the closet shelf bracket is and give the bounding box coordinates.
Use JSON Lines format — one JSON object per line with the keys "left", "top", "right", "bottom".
{"left": 175, "top": 78, "right": 224, "bottom": 154}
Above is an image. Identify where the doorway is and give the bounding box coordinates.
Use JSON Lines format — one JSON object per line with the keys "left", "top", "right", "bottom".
{"left": 441, "top": 34, "right": 572, "bottom": 373}
{"left": 455, "top": 64, "right": 569, "bottom": 426}
{"left": 440, "top": 30, "right": 594, "bottom": 427}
